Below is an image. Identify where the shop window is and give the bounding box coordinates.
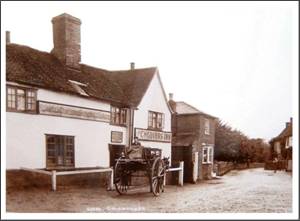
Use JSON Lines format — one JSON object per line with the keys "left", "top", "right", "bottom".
{"left": 46, "top": 135, "right": 74, "bottom": 168}
{"left": 203, "top": 146, "right": 213, "bottom": 164}
{"left": 111, "top": 106, "right": 127, "bottom": 125}
{"left": 6, "top": 86, "right": 37, "bottom": 113}
{"left": 148, "top": 111, "right": 164, "bottom": 130}
{"left": 204, "top": 118, "right": 210, "bottom": 135}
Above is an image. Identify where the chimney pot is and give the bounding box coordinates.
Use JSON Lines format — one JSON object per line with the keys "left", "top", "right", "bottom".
{"left": 6, "top": 31, "right": 10, "bottom": 44}
{"left": 169, "top": 93, "right": 174, "bottom": 101}
{"left": 130, "top": 62, "right": 135, "bottom": 70}
{"left": 286, "top": 122, "right": 289, "bottom": 128}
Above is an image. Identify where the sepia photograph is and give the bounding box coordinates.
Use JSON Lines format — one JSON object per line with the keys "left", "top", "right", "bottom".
{"left": 1, "top": 1, "right": 298, "bottom": 220}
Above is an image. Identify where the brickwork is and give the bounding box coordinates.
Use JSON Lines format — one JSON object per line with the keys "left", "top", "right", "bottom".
{"left": 51, "top": 13, "right": 81, "bottom": 69}
{"left": 172, "top": 112, "right": 216, "bottom": 182}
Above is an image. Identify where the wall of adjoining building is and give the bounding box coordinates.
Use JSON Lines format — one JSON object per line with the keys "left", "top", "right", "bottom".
{"left": 134, "top": 73, "right": 172, "bottom": 160}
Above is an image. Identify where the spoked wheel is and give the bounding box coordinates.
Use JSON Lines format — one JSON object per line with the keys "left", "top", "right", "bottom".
{"left": 151, "top": 157, "right": 166, "bottom": 196}
{"left": 114, "top": 157, "right": 130, "bottom": 195}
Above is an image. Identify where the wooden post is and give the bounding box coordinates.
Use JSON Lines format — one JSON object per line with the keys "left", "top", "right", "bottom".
{"left": 179, "top": 161, "right": 184, "bottom": 186}
{"left": 163, "top": 173, "right": 166, "bottom": 186}
{"left": 51, "top": 170, "right": 56, "bottom": 191}
{"left": 109, "top": 169, "right": 114, "bottom": 190}
{"left": 193, "top": 152, "right": 198, "bottom": 183}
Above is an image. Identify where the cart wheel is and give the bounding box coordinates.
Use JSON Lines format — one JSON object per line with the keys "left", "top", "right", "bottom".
{"left": 114, "top": 157, "right": 129, "bottom": 195}
{"left": 151, "top": 157, "right": 166, "bottom": 196}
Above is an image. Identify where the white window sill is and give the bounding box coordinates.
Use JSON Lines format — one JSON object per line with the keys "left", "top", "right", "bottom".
{"left": 202, "top": 162, "right": 212, "bottom": 165}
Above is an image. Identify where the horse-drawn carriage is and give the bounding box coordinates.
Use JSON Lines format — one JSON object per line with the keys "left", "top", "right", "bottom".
{"left": 114, "top": 146, "right": 169, "bottom": 196}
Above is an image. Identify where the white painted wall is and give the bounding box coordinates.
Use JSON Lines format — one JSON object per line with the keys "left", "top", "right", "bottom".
{"left": 6, "top": 88, "right": 127, "bottom": 169}
{"left": 133, "top": 72, "right": 172, "bottom": 160}
{"left": 6, "top": 73, "right": 171, "bottom": 169}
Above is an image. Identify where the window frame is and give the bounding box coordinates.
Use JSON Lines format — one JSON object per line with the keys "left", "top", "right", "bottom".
{"left": 148, "top": 111, "right": 164, "bottom": 131}
{"left": 285, "top": 136, "right": 292, "bottom": 148}
{"left": 204, "top": 118, "right": 210, "bottom": 135}
{"left": 202, "top": 146, "right": 213, "bottom": 164}
{"left": 110, "top": 106, "right": 127, "bottom": 126}
{"left": 45, "top": 134, "right": 75, "bottom": 169}
{"left": 6, "top": 85, "right": 37, "bottom": 113}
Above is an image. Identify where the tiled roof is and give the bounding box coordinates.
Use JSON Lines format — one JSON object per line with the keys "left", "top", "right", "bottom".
{"left": 171, "top": 101, "right": 217, "bottom": 118}
{"left": 6, "top": 43, "right": 157, "bottom": 107}
{"left": 270, "top": 121, "right": 293, "bottom": 143}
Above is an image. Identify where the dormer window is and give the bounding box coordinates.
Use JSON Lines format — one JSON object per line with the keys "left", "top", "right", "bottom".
{"left": 69, "top": 80, "right": 89, "bottom": 96}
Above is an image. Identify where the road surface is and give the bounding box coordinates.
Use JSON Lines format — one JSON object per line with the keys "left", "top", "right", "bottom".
{"left": 6, "top": 168, "right": 292, "bottom": 213}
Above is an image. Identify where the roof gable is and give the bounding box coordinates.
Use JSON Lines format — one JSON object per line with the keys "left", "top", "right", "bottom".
{"left": 172, "top": 101, "right": 216, "bottom": 119}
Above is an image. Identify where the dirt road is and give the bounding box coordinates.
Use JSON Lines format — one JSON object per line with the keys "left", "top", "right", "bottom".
{"left": 6, "top": 168, "right": 292, "bottom": 213}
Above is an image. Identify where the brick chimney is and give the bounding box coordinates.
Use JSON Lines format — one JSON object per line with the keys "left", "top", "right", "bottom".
{"left": 6, "top": 31, "right": 10, "bottom": 44}
{"left": 51, "top": 13, "right": 81, "bottom": 69}
{"left": 169, "top": 93, "right": 174, "bottom": 101}
{"left": 168, "top": 93, "right": 176, "bottom": 112}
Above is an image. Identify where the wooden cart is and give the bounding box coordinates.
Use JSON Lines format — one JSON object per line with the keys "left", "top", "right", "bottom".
{"left": 114, "top": 147, "right": 169, "bottom": 196}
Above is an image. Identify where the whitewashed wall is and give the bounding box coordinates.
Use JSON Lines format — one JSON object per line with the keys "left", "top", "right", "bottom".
{"left": 133, "top": 72, "right": 172, "bottom": 160}
{"left": 6, "top": 88, "right": 127, "bottom": 169}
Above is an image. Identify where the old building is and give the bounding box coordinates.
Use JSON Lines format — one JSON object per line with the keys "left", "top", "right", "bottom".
{"left": 168, "top": 94, "right": 217, "bottom": 183}
{"left": 269, "top": 118, "right": 293, "bottom": 171}
{"left": 6, "top": 13, "right": 172, "bottom": 181}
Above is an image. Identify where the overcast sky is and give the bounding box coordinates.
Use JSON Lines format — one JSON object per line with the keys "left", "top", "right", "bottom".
{"left": 2, "top": 1, "right": 298, "bottom": 141}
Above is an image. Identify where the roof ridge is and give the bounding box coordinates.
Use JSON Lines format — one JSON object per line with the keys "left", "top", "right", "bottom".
{"left": 176, "top": 101, "right": 201, "bottom": 112}
{"left": 7, "top": 43, "right": 51, "bottom": 56}
{"left": 7, "top": 43, "right": 159, "bottom": 107}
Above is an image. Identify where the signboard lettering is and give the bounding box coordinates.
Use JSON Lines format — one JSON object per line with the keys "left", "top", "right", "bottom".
{"left": 39, "top": 101, "right": 110, "bottom": 122}
{"left": 135, "top": 128, "right": 171, "bottom": 143}
{"left": 111, "top": 131, "right": 123, "bottom": 143}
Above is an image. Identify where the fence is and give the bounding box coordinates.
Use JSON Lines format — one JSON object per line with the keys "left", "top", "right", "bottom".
{"left": 264, "top": 160, "right": 287, "bottom": 170}
{"left": 214, "top": 161, "right": 266, "bottom": 176}
{"left": 20, "top": 167, "right": 114, "bottom": 191}
{"left": 165, "top": 161, "right": 184, "bottom": 186}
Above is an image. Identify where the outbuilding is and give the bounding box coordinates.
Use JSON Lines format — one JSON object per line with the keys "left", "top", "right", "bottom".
{"left": 168, "top": 94, "right": 217, "bottom": 183}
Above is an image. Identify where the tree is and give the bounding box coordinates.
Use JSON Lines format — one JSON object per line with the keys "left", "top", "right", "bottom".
{"left": 215, "top": 120, "right": 270, "bottom": 163}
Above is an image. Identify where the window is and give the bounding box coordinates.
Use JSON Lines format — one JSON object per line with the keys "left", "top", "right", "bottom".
{"left": 6, "top": 86, "right": 37, "bottom": 113}
{"left": 204, "top": 118, "right": 210, "bottom": 135}
{"left": 111, "top": 106, "right": 127, "bottom": 125}
{"left": 46, "top": 135, "right": 74, "bottom": 168}
{"left": 286, "top": 136, "right": 292, "bottom": 148}
{"left": 148, "top": 111, "right": 164, "bottom": 130}
{"left": 203, "top": 146, "right": 213, "bottom": 164}
{"left": 69, "top": 80, "right": 89, "bottom": 96}
{"left": 275, "top": 142, "right": 281, "bottom": 153}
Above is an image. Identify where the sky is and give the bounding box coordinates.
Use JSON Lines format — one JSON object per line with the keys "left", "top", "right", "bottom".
{"left": 1, "top": 1, "right": 298, "bottom": 141}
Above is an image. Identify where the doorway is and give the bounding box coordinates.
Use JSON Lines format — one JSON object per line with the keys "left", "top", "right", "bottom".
{"left": 171, "top": 146, "right": 193, "bottom": 183}
{"left": 109, "top": 144, "right": 125, "bottom": 167}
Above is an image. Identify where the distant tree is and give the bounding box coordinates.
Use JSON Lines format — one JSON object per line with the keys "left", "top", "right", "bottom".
{"left": 215, "top": 120, "right": 270, "bottom": 163}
